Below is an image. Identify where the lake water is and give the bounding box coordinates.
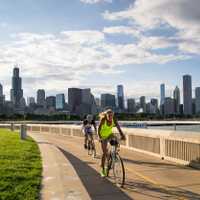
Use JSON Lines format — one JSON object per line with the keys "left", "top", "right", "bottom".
{"left": 147, "top": 125, "right": 200, "bottom": 133}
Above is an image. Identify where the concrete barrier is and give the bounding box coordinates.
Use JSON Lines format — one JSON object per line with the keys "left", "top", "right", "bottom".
{"left": 15, "top": 124, "right": 200, "bottom": 168}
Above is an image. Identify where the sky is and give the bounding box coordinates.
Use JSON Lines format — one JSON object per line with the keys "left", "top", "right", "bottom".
{"left": 0, "top": 0, "right": 200, "bottom": 103}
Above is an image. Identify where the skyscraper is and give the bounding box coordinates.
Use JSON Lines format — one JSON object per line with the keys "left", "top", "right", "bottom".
{"left": 195, "top": 87, "right": 200, "bottom": 114}
{"left": 10, "top": 67, "right": 23, "bottom": 108}
{"left": 117, "top": 85, "right": 124, "bottom": 111}
{"left": 0, "top": 83, "right": 4, "bottom": 108}
{"left": 183, "top": 75, "right": 192, "bottom": 115}
{"left": 160, "top": 84, "right": 165, "bottom": 105}
{"left": 37, "top": 89, "right": 46, "bottom": 107}
{"left": 164, "top": 97, "right": 175, "bottom": 115}
{"left": 68, "top": 88, "right": 82, "bottom": 114}
{"left": 68, "top": 88, "right": 97, "bottom": 116}
{"left": 0, "top": 83, "right": 3, "bottom": 96}
{"left": 56, "top": 94, "right": 65, "bottom": 110}
{"left": 140, "top": 96, "right": 146, "bottom": 113}
{"left": 150, "top": 98, "right": 159, "bottom": 114}
{"left": 151, "top": 98, "right": 158, "bottom": 110}
{"left": 101, "top": 93, "right": 116, "bottom": 109}
{"left": 46, "top": 96, "right": 56, "bottom": 109}
{"left": 160, "top": 84, "right": 165, "bottom": 115}
{"left": 173, "top": 86, "right": 180, "bottom": 114}
{"left": 127, "top": 98, "right": 135, "bottom": 113}
{"left": 27, "top": 97, "right": 35, "bottom": 106}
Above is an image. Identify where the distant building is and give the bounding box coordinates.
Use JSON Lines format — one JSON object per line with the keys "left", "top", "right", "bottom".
{"left": 173, "top": 86, "right": 180, "bottom": 114}
{"left": 37, "top": 89, "right": 46, "bottom": 107}
{"left": 117, "top": 85, "right": 125, "bottom": 111}
{"left": 82, "top": 89, "right": 92, "bottom": 105}
{"left": 140, "top": 96, "right": 146, "bottom": 113}
{"left": 56, "top": 94, "right": 65, "bottom": 110}
{"left": 27, "top": 97, "right": 35, "bottom": 106}
{"left": 146, "top": 102, "right": 157, "bottom": 114}
{"left": 20, "top": 97, "right": 26, "bottom": 109}
{"left": 160, "top": 84, "right": 165, "bottom": 106}
{"left": 160, "top": 84, "right": 165, "bottom": 115}
{"left": 179, "top": 104, "right": 184, "bottom": 115}
{"left": 127, "top": 98, "right": 135, "bottom": 113}
{"left": 164, "top": 97, "right": 175, "bottom": 115}
{"left": 0, "top": 83, "right": 3, "bottom": 96}
{"left": 183, "top": 75, "right": 192, "bottom": 115}
{"left": 101, "top": 93, "right": 116, "bottom": 109}
{"left": 147, "top": 98, "right": 159, "bottom": 114}
{"left": 46, "top": 96, "right": 56, "bottom": 109}
{"left": 195, "top": 87, "right": 200, "bottom": 114}
{"left": 151, "top": 98, "right": 158, "bottom": 112}
{"left": 10, "top": 67, "right": 23, "bottom": 109}
{"left": 95, "top": 98, "right": 100, "bottom": 107}
{"left": 0, "top": 83, "right": 4, "bottom": 110}
{"left": 68, "top": 88, "right": 97, "bottom": 116}
{"left": 68, "top": 88, "right": 82, "bottom": 114}
{"left": 192, "top": 98, "right": 196, "bottom": 115}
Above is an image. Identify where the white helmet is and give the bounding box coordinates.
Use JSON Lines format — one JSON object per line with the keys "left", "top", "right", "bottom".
{"left": 86, "top": 114, "right": 93, "bottom": 122}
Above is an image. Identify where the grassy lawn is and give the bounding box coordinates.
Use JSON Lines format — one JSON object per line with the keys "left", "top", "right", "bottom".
{"left": 0, "top": 128, "right": 42, "bottom": 200}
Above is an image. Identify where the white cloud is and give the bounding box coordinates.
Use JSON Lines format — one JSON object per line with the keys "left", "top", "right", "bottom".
{"left": 103, "top": 26, "right": 141, "bottom": 37}
{"left": 80, "top": 0, "right": 112, "bottom": 4}
{"left": 103, "top": 0, "right": 200, "bottom": 55}
{"left": 138, "top": 36, "right": 175, "bottom": 50}
{"left": 0, "top": 28, "right": 190, "bottom": 99}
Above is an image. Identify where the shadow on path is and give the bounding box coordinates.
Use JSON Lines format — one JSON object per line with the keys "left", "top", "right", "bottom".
{"left": 58, "top": 147, "right": 133, "bottom": 200}
{"left": 125, "top": 178, "right": 200, "bottom": 200}
{"left": 123, "top": 157, "right": 195, "bottom": 171}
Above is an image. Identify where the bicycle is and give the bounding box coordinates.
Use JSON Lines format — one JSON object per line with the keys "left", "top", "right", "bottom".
{"left": 87, "top": 135, "right": 96, "bottom": 158}
{"left": 106, "top": 136, "right": 125, "bottom": 188}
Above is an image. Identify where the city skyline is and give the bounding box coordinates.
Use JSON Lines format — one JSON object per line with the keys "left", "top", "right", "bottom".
{"left": 0, "top": 0, "right": 200, "bottom": 100}
{"left": 0, "top": 67, "right": 199, "bottom": 106}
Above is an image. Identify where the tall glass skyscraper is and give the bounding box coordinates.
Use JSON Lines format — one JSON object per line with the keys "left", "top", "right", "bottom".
{"left": 56, "top": 94, "right": 65, "bottom": 110}
{"left": 183, "top": 75, "right": 192, "bottom": 115}
{"left": 10, "top": 67, "right": 23, "bottom": 108}
{"left": 160, "top": 84, "right": 165, "bottom": 105}
{"left": 117, "top": 85, "right": 124, "bottom": 110}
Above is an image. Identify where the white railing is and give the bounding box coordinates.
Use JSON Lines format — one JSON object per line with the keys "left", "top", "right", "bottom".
{"left": 1, "top": 123, "right": 200, "bottom": 168}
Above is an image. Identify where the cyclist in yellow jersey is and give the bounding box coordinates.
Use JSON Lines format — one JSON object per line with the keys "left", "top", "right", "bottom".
{"left": 98, "top": 109, "right": 126, "bottom": 177}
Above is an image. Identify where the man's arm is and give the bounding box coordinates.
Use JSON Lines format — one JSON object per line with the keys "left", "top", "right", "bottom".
{"left": 114, "top": 117, "right": 126, "bottom": 140}
{"left": 97, "top": 119, "right": 104, "bottom": 140}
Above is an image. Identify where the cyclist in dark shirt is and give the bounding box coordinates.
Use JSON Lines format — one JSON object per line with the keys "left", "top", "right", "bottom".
{"left": 82, "top": 114, "right": 97, "bottom": 149}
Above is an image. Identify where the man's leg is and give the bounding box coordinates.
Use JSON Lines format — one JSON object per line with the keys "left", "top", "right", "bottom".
{"left": 100, "top": 140, "right": 108, "bottom": 176}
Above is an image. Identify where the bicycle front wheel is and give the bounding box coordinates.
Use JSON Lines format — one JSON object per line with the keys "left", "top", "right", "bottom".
{"left": 112, "top": 154, "right": 125, "bottom": 187}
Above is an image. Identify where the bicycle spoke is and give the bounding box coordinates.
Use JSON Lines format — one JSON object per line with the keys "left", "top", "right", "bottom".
{"left": 112, "top": 154, "right": 125, "bottom": 187}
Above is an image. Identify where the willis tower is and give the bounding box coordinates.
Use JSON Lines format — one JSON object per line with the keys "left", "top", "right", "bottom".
{"left": 10, "top": 67, "right": 23, "bottom": 108}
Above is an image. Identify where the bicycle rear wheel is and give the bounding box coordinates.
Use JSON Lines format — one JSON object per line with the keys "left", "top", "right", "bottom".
{"left": 87, "top": 140, "right": 92, "bottom": 155}
{"left": 112, "top": 154, "right": 125, "bottom": 187}
{"left": 92, "top": 143, "right": 96, "bottom": 158}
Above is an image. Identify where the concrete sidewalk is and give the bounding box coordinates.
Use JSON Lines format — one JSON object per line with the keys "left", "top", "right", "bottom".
{"left": 30, "top": 133, "right": 91, "bottom": 200}
{"left": 29, "top": 132, "right": 200, "bottom": 200}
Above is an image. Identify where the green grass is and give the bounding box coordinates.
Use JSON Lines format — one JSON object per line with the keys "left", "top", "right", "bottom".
{"left": 0, "top": 128, "right": 42, "bottom": 200}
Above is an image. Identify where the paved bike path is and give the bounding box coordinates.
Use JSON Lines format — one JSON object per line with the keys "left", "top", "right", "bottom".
{"left": 29, "top": 132, "right": 200, "bottom": 200}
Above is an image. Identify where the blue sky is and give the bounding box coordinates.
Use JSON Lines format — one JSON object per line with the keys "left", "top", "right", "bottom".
{"left": 0, "top": 0, "right": 200, "bottom": 103}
